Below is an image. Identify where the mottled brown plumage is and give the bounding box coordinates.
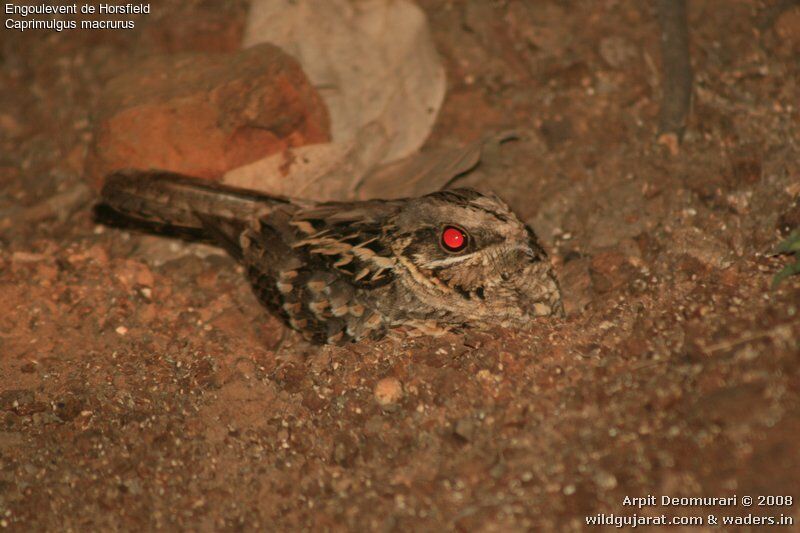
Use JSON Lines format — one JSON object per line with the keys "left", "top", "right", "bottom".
{"left": 98, "top": 170, "right": 563, "bottom": 344}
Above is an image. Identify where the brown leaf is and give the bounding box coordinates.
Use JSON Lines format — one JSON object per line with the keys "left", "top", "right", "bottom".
{"left": 354, "top": 131, "right": 520, "bottom": 199}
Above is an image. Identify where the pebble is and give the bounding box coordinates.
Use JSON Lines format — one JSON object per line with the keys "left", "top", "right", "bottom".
{"left": 374, "top": 377, "right": 403, "bottom": 406}
{"left": 454, "top": 418, "right": 476, "bottom": 442}
{"left": 594, "top": 470, "right": 618, "bottom": 490}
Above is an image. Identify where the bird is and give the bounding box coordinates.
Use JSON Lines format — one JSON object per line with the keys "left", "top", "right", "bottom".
{"left": 96, "top": 170, "right": 563, "bottom": 344}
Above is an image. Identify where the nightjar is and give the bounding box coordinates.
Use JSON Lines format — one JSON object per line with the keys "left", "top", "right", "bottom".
{"left": 97, "top": 170, "right": 563, "bottom": 344}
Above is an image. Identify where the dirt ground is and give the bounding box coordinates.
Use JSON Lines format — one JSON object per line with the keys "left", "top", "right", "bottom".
{"left": 1, "top": 0, "right": 799, "bottom": 530}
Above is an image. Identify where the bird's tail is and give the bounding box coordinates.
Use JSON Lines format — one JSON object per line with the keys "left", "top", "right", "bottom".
{"left": 95, "top": 170, "right": 290, "bottom": 255}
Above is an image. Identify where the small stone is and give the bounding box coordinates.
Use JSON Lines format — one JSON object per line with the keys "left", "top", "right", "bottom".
{"left": 136, "top": 267, "right": 155, "bottom": 287}
{"left": 116, "top": 260, "right": 155, "bottom": 290}
{"left": 116, "top": 326, "right": 128, "bottom": 336}
{"left": 594, "top": 470, "right": 618, "bottom": 490}
{"left": 453, "top": 418, "right": 476, "bottom": 442}
{"left": 374, "top": 377, "right": 403, "bottom": 406}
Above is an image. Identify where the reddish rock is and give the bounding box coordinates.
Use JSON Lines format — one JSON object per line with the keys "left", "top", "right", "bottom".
{"left": 114, "top": 259, "right": 155, "bottom": 291}
{"left": 86, "top": 43, "right": 330, "bottom": 187}
{"left": 374, "top": 377, "right": 403, "bottom": 407}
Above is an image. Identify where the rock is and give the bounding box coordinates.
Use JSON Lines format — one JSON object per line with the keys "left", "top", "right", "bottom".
{"left": 374, "top": 377, "right": 403, "bottom": 407}
{"left": 86, "top": 43, "right": 330, "bottom": 188}
{"left": 115, "top": 259, "right": 155, "bottom": 291}
{"left": 453, "top": 418, "right": 476, "bottom": 442}
{"left": 594, "top": 470, "right": 618, "bottom": 490}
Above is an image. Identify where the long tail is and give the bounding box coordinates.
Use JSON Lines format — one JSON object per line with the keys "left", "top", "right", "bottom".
{"left": 96, "top": 170, "right": 290, "bottom": 255}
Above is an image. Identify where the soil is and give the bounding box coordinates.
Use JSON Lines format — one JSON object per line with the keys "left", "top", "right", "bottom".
{"left": 1, "top": 0, "right": 799, "bottom": 530}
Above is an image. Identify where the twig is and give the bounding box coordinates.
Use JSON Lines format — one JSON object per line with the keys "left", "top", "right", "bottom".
{"left": 655, "top": 0, "right": 693, "bottom": 154}
{"left": 701, "top": 324, "right": 793, "bottom": 355}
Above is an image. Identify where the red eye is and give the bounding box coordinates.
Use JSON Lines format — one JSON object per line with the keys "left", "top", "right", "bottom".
{"left": 441, "top": 226, "right": 468, "bottom": 252}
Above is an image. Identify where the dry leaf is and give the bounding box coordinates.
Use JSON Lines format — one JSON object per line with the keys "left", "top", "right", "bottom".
{"left": 225, "top": 0, "right": 446, "bottom": 199}
{"left": 354, "top": 131, "right": 520, "bottom": 199}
